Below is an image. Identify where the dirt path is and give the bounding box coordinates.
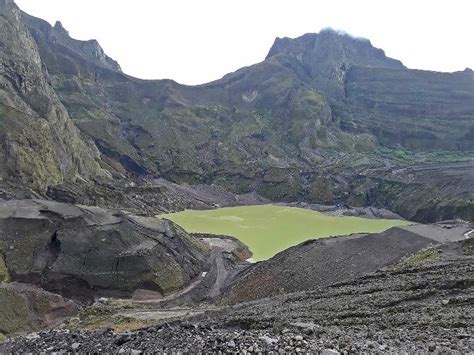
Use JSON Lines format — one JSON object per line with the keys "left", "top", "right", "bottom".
{"left": 116, "top": 306, "right": 218, "bottom": 322}
{"left": 209, "top": 248, "right": 229, "bottom": 298}
{"left": 112, "top": 235, "right": 253, "bottom": 324}
{"left": 399, "top": 222, "right": 471, "bottom": 243}
{"left": 464, "top": 229, "right": 474, "bottom": 239}
{"left": 132, "top": 273, "right": 207, "bottom": 305}
{"left": 106, "top": 247, "right": 231, "bottom": 324}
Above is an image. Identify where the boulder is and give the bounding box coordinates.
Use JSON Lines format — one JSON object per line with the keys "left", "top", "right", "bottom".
{"left": 0, "top": 199, "right": 209, "bottom": 300}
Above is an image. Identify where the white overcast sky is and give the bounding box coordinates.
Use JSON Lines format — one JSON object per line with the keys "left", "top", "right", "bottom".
{"left": 16, "top": 0, "right": 474, "bottom": 85}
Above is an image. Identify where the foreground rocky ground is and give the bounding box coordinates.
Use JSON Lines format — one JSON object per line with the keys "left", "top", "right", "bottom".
{"left": 2, "top": 238, "right": 472, "bottom": 353}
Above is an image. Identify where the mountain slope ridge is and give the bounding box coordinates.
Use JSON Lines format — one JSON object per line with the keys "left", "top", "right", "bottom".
{"left": 0, "top": 2, "right": 472, "bottom": 222}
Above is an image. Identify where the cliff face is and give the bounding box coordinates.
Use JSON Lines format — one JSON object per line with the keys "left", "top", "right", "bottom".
{"left": 0, "top": 0, "right": 107, "bottom": 190}
{"left": 341, "top": 66, "right": 474, "bottom": 150}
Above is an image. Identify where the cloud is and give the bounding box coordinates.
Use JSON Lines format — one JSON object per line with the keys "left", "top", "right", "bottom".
{"left": 320, "top": 27, "right": 369, "bottom": 42}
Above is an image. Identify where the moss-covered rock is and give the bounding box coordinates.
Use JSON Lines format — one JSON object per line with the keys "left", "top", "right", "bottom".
{"left": 391, "top": 246, "right": 441, "bottom": 272}
{"left": 0, "top": 253, "right": 8, "bottom": 283}
{"left": 0, "top": 106, "right": 63, "bottom": 189}
{"left": 0, "top": 286, "right": 30, "bottom": 334}
{"left": 0, "top": 283, "right": 77, "bottom": 336}
{"left": 308, "top": 177, "right": 335, "bottom": 204}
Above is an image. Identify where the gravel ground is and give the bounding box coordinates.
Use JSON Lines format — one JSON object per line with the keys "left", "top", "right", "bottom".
{"left": 2, "top": 239, "right": 472, "bottom": 353}
{"left": 220, "top": 227, "right": 436, "bottom": 304}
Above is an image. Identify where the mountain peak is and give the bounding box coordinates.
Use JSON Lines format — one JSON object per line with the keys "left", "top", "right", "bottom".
{"left": 265, "top": 28, "right": 405, "bottom": 97}
{"left": 22, "top": 12, "right": 122, "bottom": 73}
{"left": 53, "top": 20, "right": 69, "bottom": 35}
{"left": 81, "top": 38, "right": 122, "bottom": 72}
{"left": 266, "top": 29, "right": 404, "bottom": 71}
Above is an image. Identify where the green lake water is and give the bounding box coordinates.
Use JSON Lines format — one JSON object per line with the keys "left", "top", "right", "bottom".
{"left": 162, "top": 204, "right": 411, "bottom": 261}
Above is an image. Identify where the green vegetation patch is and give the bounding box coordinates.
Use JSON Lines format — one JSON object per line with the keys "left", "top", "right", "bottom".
{"left": 0, "top": 254, "right": 8, "bottom": 283}
{"left": 0, "top": 288, "right": 30, "bottom": 334}
{"left": 0, "top": 105, "right": 4, "bottom": 120}
{"left": 391, "top": 246, "right": 440, "bottom": 272}
{"left": 65, "top": 302, "right": 149, "bottom": 332}
{"left": 162, "top": 205, "right": 411, "bottom": 261}
{"left": 462, "top": 238, "right": 474, "bottom": 255}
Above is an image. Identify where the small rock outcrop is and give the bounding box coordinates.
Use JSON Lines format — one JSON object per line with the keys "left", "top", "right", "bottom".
{"left": 0, "top": 282, "right": 77, "bottom": 336}
{"left": 48, "top": 19, "right": 122, "bottom": 72}
{"left": 0, "top": 199, "right": 209, "bottom": 300}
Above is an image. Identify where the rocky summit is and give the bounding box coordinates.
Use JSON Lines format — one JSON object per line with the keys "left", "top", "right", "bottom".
{"left": 0, "top": 0, "right": 472, "bottom": 353}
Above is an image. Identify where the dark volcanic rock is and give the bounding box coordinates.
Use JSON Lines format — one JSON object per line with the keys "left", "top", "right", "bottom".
{"left": 363, "top": 161, "right": 474, "bottom": 222}
{"left": 43, "top": 177, "right": 270, "bottom": 216}
{"left": 0, "top": 199, "right": 209, "bottom": 300}
{"left": 342, "top": 66, "right": 474, "bottom": 150}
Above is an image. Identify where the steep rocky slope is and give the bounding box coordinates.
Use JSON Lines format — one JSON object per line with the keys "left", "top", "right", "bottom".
{"left": 268, "top": 32, "right": 473, "bottom": 150}
{"left": 19, "top": 11, "right": 474, "bottom": 221}
{"left": 220, "top": 228, "right": 430, "bottom": 304}
{"left": 220, "top": 222, "right": 471, "bottom": 304}
{"left": 342, "top": 66, "right": 474, "bottom": 150}
{"left": 0, "top": 0, "right": 106, "bottom": 190}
